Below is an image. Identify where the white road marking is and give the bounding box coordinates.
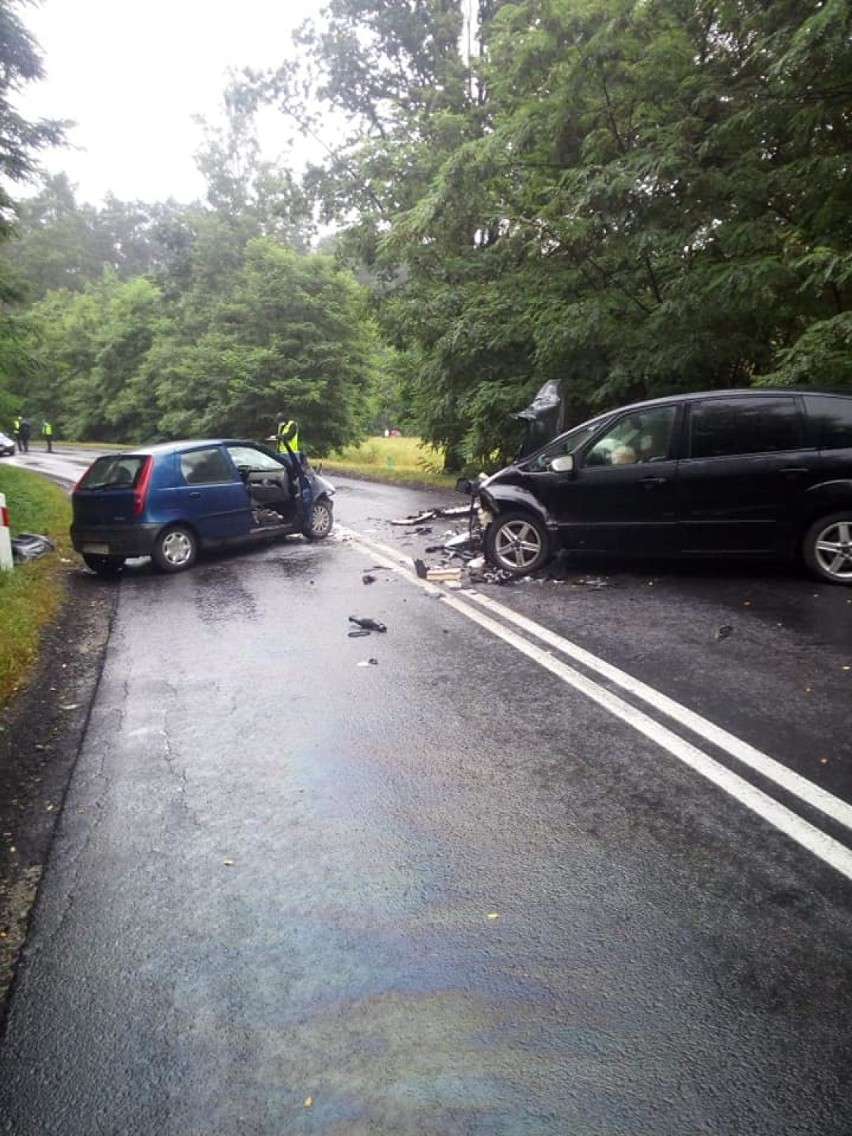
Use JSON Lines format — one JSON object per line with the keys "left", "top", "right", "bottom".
{"left": 340, "top": 526, "right": 852, "bottom": 880}
{"left": 463, "top": 589, "right": 852, "bottom": 833}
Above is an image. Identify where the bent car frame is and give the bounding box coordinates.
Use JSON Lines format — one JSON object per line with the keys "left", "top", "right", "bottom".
{"left": 71, "top": 438, "right": 335, "bottom": 576}
{"left": 462, "top": 389, "right": 852, "bottom": 585}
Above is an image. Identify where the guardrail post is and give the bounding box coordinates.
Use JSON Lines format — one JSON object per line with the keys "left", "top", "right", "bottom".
{"left": 0, "top": 492, "right": 13, "bottom": 571}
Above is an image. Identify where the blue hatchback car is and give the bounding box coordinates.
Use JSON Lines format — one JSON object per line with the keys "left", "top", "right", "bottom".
{"left": 71, "top": 439, "right": 335, "bottom": 576}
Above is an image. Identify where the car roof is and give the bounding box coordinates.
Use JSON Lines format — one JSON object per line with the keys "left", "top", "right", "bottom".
{"left": 93, "top": 439, "right": 271, "bottom": 458}
{"left": 569, "top": 387, "right": 852, "bottom": 427}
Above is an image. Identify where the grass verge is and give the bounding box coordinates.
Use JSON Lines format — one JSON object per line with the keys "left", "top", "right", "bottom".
{"left": 322, "top": 435, "right": 459, "bottom": 490}
{"left": 0, "top": 467, "right": 73, "bottom": 707}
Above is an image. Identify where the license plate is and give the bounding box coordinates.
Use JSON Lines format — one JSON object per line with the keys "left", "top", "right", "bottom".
{"left": 82, "top": 542, "right": 110, "bottom": 554}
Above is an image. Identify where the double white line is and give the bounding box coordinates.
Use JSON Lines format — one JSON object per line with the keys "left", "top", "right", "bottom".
{"left": 341, "top": 526, "right": 852, "bottom": 881}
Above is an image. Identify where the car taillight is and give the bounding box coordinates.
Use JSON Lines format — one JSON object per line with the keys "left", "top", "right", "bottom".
{"left": 133, "top": 456, "right": 153, "bottom": 515}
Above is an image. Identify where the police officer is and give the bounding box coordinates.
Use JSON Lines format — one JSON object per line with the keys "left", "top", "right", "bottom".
{"left": 275, "top": 413, "right": 300, "bottom": 454}
{"left": 18, "top": 416, "right": 30, "bottom": 453}
{"left": 42, "top": 418, "right": 53, "bottom": 452}
{"left": 12, "top": 415, "right": 20, "bottom": 450}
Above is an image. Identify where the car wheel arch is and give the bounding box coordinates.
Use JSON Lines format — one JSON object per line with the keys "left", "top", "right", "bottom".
{"left": 798, "top": 485, "right": 852, "bottom": 538}
{"left": 481, "top": 487, "right": 553, "bottom": 529}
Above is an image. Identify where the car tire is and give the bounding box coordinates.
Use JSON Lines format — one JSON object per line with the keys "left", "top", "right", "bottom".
{"left": 802, "top": 512, "right": 852, "bottom": 585}
{"left": 485, "top": 511, "right": 550, "bottom": 576}
{"left": 304, "top": 497, "right": 334, "bottom": 540}
{"left": 151, "top": 525, "right": 198, "bottom": 573}
{"left": 82, "top": 554, "right": 126, "bottom": 578}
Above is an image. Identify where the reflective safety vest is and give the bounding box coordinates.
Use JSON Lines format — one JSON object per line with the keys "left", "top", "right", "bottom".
{"left": 276, "top": 419, "right": 300, "bottom": 453}
{"left": 43, "top": 421, "right": 53, "bottom": 436}
{"left": 12, "top": 417, "right": 20, "bottom": 433}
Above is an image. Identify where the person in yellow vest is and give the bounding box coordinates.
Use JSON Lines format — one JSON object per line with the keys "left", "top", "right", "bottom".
{"left": 274, "top": 413, "right": 300, "bottom": 454}
{"left": 12, "top": 415, "right": 20, "bottom": 450}
{"left": 42, "top": 418, "right": 53, "bottom": 452}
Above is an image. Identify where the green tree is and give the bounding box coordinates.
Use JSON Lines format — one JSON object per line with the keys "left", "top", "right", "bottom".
{"left": 247, "top": 0, "right": 502, "bottom": 466}
{"left": 6, "top": 177, "right": 211, "bottom": 298}
{"left": 148, "top": 240, "right": 377, "bottom": 453}
{"left": 194, "top": 84, "right": 314, "bottom": 251}
{"left": 255, "top": 0, "right": 852, "bottom": 466}
{"left": 0, "top": 0, "right": 66, "bottom": 418}
{"left": 25, "top": 231, "right": 379, "bottom": 451}
{"left": 27, "top": 272, "right": 162, "bottom": 441}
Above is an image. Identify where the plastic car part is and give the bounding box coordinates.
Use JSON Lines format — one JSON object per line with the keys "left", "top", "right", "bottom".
{"left": 151, "top": 525, "right": 198, "bottom": 573}
{"left": 12, "top": 533, "right": 55, "bottom": 562}
{"left": 347, "top": 617, "right": 388, "bottom": 636}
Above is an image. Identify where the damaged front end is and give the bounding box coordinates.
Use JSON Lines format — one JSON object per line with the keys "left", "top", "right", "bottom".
{"left": 454, "top": 472, "right": 492, "bottom": 557}
{"left": 457, "top": 469, "right": 558, "bottom": 577}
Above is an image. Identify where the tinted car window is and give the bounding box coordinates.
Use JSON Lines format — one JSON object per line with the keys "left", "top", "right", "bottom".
{"left": 688, "top": 397, "right": 803, "bottom": 459}
{"left": 804, "top": 395, "right": 852, "bottom": 450}
{"left": 180, "top": 447, "right": 236, "bottom": 485}
{"left": 77, "top": 455, "right": 147, "bottom": 488}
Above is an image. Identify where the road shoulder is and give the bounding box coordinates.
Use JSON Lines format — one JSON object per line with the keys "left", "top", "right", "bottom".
{"left": 0, "top": 571, "right": 116, "bottom": 1028}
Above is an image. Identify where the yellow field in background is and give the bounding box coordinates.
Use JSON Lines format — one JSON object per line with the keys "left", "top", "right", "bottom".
{"left": 322, "top": 435, "right": 456, "bottom": 489}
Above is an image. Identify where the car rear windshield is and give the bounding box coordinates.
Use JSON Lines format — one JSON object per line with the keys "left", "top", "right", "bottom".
{"left": 77, "top": 455, "right": 147, "bottom": 489}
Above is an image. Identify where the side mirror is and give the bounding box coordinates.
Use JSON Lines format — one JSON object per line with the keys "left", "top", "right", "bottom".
{"left": 549, "top": 454, "right": 575, "bottom": 474}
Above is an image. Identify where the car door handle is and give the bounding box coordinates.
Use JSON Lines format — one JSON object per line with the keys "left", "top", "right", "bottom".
{"left": 189, "top": 491, "right": 202, "bottom": 498}
{"left": 640, "top": 476, "right": 667, "bottom": 487}
{"left": 780, "top": 466, "right": 808, "bottom": 475}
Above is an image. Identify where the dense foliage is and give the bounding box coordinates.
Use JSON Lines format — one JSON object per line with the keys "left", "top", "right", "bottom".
{"left": 0, "top": 0, "right": 65, "bottom": 428}
{"left": 22, "top": 224, "right": 378, "bottom": 452}
{"left": 2, "top": 95, "right": 382, "bottom": 454}
{"left": 255, "top": 0, "right": 852, "bottom": 466}
{"left": 1, "top": 0, "right": 850, "bottom": 468}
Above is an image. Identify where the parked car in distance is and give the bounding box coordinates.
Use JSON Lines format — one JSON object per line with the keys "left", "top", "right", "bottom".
{"left": 71, "top": 439, "right": 335, "bottom": 577}
{"left": 0, "top": 431, "right": 16, "bottom": 456}
{"left": 465, "top": 389, "right": 852, "bottom": 585}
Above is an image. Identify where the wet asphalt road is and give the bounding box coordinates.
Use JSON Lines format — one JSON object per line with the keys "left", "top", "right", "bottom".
{"left": 1, "top": 461, "right": 851, "bottom": 1133}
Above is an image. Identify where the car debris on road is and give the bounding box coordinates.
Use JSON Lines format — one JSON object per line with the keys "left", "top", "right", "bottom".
{"left": 11, "top": 532, "right": 55, "bottom": 563}
{"left": 383, "top": 500, "right": 615, "bottom": 591}
{"left": 349, "top": 615, "right": 387, "bottom": 633}
{"left": 390, "top": 506, "right": 471, "bottom": 526}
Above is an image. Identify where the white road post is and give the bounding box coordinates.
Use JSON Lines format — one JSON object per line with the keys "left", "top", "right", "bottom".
{"left": 0, "top": 492, "right": 13, "bottom": 571}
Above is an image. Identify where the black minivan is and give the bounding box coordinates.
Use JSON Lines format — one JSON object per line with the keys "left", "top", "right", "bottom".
{"left": 470, "top": 389, "right": 852, "bottom": 584}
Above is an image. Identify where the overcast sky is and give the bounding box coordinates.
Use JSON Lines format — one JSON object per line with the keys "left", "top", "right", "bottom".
{"left": 20, "top": 0, "right": 325, "bottom": 206}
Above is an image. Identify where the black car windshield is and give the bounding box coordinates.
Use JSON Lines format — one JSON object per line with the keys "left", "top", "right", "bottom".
{"left": 77, "top": 455, "right": 146, "bottom": 489}
{"left": 525, "top": 423, "right": 601, "bottom": 471}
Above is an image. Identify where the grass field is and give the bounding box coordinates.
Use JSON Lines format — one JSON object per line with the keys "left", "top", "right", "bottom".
{"left": 0, "top": 467, "right": 73, "bottom": 706}
{"left": 322, "top": 435, "right": 458, "bottom": 489}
